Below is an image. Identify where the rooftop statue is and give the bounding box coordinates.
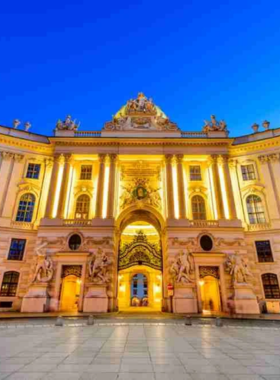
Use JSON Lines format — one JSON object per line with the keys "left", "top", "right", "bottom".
{"left": 103, "top": 93, "right": 179, "bottom": 132}
{"left": 202, "top": 115, "right": 227, "bottom": 132}
{"left": 56, "top": 115, "right": 80, "bottom": 131}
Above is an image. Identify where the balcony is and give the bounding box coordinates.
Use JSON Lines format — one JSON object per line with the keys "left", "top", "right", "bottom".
{"left": 247, "top": 223, "right": 271, "bottom": 231}
{"left": 63, "top": 219, "right": 92, "bottom": 227}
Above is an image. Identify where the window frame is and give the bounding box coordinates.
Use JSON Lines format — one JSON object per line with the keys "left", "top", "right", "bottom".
{"left": 189, "top": 165, "right": 202, "bottom": 181}
{"left": 246, "top": 194, "right": 266, "bottom": 225}
{"left": 80, "top": 165, "right": 93, "bottom": 180}
{"left": 7, "top": 238, "right": 27, "bottom": 261}
{"left": 255, "top": 240, "right": 274, "bottom": 263}
{"left": 15, "top": 193, "right": 36, "bottom": 223}
{"left": 0, "top": 271, "right": 20, "bottom": 297}
{"left": 191, "top": 195, "right": 207, "bottom": 220}
{"left": 25, "top": 163, "right": 41, "bottom": 180}
{"left": 262, "top": 273, "right": 280, "bottom": 300}
{"left": 241, "top": 164, "right": 256, "bottom": 181}
{"left": 75, "top": 194, "right": 91, "bottom": 219}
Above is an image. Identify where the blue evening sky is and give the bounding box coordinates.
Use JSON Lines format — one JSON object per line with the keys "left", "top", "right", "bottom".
{"left": 1, "top": 0, "right": 280, "bottom": 137}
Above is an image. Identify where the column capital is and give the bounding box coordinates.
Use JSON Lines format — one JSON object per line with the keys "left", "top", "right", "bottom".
{"left": 108, "top": 153, "right": 118, "bottom": 163}
{"left": 64, "top": 154, "right": 74, "bottom": 165}
{"left": 44, "top": 157, "right": 54, "bottom": 168}
{"left": 175, "top": 154, "right": 184, "bottom": 163}
{"left": 13, "top": 153, "right": 24, "bottom": 163}
{"left": 258, "top": 155, "right": 269, "bottom": 164}
{"left": 164, "top": 154, "right": 174, "bottom": 164}
{"left": 54, "top": 153, "right": 64, "bottom": 165}
{"left": 228, "top": 158, "right": 238, "bottom": 169}
{"left": 98, "top": 154, "right": 107, "bottom": 163}
{"left": 1, "top": 151, "right": 14, "bottom": 161}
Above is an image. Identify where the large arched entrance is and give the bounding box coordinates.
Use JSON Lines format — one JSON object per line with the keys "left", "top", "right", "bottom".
{"left": 117, "top": 214, "right": 163, "bottom": 311}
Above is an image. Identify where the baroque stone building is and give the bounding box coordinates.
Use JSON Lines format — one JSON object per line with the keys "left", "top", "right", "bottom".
{"left": 0, "top": 93, "right": 280, "bottom": 314}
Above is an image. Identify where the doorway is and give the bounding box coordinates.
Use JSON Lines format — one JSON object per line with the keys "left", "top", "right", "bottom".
{"left": 59, "top": 265, "right": 82, "bottom": 311}
{"left": 200, "top": 275, "right": 221, "bottom": 312}
{"left": 117, "top": 221, "right": 162, "bottom": 311}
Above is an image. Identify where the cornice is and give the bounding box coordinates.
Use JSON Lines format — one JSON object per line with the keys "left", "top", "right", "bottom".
{"left": 230, "top": 135, "right": 280, "bottom": 155}
{"left": 49, "top": 137, "right": 233, "bottom": 148}
{"left": 0, "top": 134, "right": 53, "bottom": 155}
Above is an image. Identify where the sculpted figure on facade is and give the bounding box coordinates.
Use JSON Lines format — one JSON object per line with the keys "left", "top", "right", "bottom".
{"left": 33, "top": 254, "right": 54, "bottom": 283}
{"left": 226, "top": 254, "right": 253, "bottom": 284}
{"left": 103, "top": 93, "right": 179, "bottom": 131}
{"left": 120, "top": 178, "right": 162, "bottom": 210}
{"left": 56, "top": 115, "right": 80, "bottom": 131}
{"left": 170, "top": 250, "right": 194, "bottom": 283}
{"left": 203, "top": 115, "right": 227, "bottom": 132}
{"left": 88, "top": 248, "right": 111, "bottom": 284}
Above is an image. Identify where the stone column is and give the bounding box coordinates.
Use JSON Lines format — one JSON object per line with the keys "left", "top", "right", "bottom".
{"left": 176, "top": 154, "right": 187, "bottom": 219}
{"left": 258, "top": 154, "right": 280, "bottom": 220}
{"left": 165, "top": 155, "right": 175, "bottom": 219}
{"left": 45, "top": 154, "right": 64, "bottom": 218}
{"left": 219, "top": 155, "right": 237, "bottom": 219}
{"left": 95, "top": 154, "right": 106, "bottom": 218}
{"left": 0, "top": 152, "right": 15, "bottom": 216}
{"left": 2, "top": 153, "right": 25, "bottom": 218}
{"left": 107, "top": 154, "right": 118, "bottom": 218}
{"left": 210, "top": 155, "right": 225, "bottom": 219}
{"left": 57, "top": 154, "right": 73, "bottom": 219}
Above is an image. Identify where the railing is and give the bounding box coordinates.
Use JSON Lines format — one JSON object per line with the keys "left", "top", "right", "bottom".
{"left": 189, "top": 220, "right": 219, "bottom": 228}
{"left": 74, "top": 131, "right": 101, "bottom": 137}
{"left": 247, "top": 223, "right": 271, "bottom": 231}
{"left": 63, "top": 219, "right": 92, "bottom": 226}
{"left": 181, "top": 131, "right": 207, "bottom": 138}
{"left": 10, "top": 221, "right": 34, "bottom": 230}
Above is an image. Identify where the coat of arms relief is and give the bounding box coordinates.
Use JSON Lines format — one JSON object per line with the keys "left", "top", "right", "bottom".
{"left": 119, "top": 178, "right": 162, "bottom": 211}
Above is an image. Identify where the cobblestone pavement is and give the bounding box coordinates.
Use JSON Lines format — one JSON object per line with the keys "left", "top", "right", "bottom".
{"left": 0, "top": 323, "right": 280, "bottom": 379}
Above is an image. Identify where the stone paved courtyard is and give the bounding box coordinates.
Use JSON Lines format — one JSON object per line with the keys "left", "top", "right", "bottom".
{"left": 0, "top": 323, "right": 280, "bottom": 380}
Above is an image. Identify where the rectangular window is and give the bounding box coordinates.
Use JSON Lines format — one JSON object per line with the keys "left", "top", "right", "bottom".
{"left": 241, "top": 164, "right": 256, "bottom": 181}
{"left": 8, "top": 239, "right": 26, "bottom": 261}
{"left": 190, "top": 166, "right": 202, "bottom": 181}
{"left": 0, "top": 302, "right": 13, "bottom": 308}
{"left": 256, "top": 241, "right": 273, "bottom": 263}
{"left": 26, "top": 163, "right": 41, "bottom": 179}
{"left": 80, "top": 165, "right": 92, "bottom": 180}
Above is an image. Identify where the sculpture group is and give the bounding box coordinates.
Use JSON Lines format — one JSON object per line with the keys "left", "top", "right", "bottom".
{"left": 88, "top": 248, "right": 111, "bottom": 284}
{"left": 170, "top": 250, "right": 194, "bottom": 283}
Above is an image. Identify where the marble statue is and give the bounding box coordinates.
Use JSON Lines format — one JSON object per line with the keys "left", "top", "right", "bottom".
{"left": 203, "top": 115, "right": 227, "bottom": 132}
{"left": 170, "top": 249, "right": 194, "bottom": 283}
{"left": 33, "top": 254, "right": 54, "bottom": 283}
{"left": 56, "top": 115, "right": 79, "bottom": 131}
{"left": 88, "top": 248, "right": 111, "bottom": 283}
{"left": 226, "top": 254, "right": 253, "bottom": 284}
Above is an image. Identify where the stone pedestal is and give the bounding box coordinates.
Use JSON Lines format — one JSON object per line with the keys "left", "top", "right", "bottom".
{"left": 83, "top": 284, "right": 108, "bottom": 312}
{"left": 21, "top": 283, "right": 50, "bottom": 312}
{"left": 233, "top": 283, "right": 260, "bottom": 314}
{"left": 172, "top": 283, "right": 198, "bottom": 313}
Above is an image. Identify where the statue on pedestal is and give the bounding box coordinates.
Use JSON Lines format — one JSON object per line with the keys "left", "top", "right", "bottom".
{"left": 226, "top": 254, "right": 253, "bottom": 284}
{"left": 33, "top": 254, "right": 54, "bottom": 283}
{"left": 170, "top": 249, "right": 194, "bottom": 283}
{"left": 88, "top": 248, "right": 111, "bottom": 284}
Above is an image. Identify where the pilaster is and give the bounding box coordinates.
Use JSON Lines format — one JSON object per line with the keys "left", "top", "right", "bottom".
{"left": 165, "top": 154, "right": 175, "bottom": 219}
{"left": 57, "top": 154, "right": 74, "bottom": 219}
{"left": 95, "top": 154, "right": 106, "bottom": 218}
{"left": 176, "top": 154, "right": 187, "bottom": 219}
{"left": 44, "top": 154, "right": 64, "bottom": 218}
{"left": 107, "top": 154, "right": 118, "bottom": 219}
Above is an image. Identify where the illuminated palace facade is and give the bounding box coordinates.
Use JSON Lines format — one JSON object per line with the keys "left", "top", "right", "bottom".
{"left": 1, "top": 93, "right": 280, "bottom": 315}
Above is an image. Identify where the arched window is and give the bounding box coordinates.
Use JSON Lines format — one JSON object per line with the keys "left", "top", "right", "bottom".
{"left": 0, "top": 272, "right": 19, "bottom": 297}
{"left": 262, "top": 273, "right": 280, "bottom": 299}
{"left": 16, "top": 193, "right": 35, "bottom": 222}
{"left": 192, "top": 195, "right": 206, "bottom": 220}
{"left": 246, "top": 195, "right": 266, "bottom": 224}
{"left": 75, "top": 195, "right": 90, "bottom": 219}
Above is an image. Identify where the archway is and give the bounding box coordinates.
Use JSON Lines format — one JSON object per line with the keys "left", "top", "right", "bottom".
{"left": 200, "top": 275, "right": 221, "bottom": 313}
{"left": 59, "top": 265, "right": 82, "bottom": 311}
{"left": 117, "top": 218, "right": 163, "bottom": 311}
